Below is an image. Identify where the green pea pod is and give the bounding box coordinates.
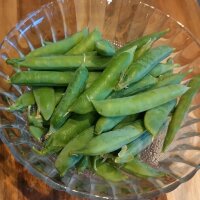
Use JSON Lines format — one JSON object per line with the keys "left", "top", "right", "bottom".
{"left": 134, "top": 38, "right": 154, "bottom": 60}
{"left": 8, "top": 55, "right": 110, "bottom": 71}
{"left": 70, "top": 46, "right": 137, "bottom": 114}
{"left": 50, "top": 66, "right": 89, "bottom": 130}
{"left": 144, "top": 100, "right": 177, "bottom": 136}
{"left": 29, "top": 126, "right": 45, "bottom": 141}
{"left": 77, "top": 156, "right": 91, "bottom": 173}
{"left": 55, "top": 126, "right": 94, "bottom": 176}
{"left": 26, "top": 28, "right": 88, "bottom": 57}
{"left": 92, "top": 84, "right": 189, "bottom": 117}
{"left": 117, "top": 46, "right": 173, "bottom": 89}
{"left": 10, "top": 71, "right": 100, "bottom": 87}
{"left": 123, "top": 158, "right": 165, "bottom": 178}
{"left": 9, "top": 91, "right": 35, "bottom": 111}
{"left": 75, "top": 120, "right": 145, "bottom": 156}
{"left": 33, "top": 87, "right": 56, "bottom": 121}
{"left": 95, "top": 114, "right": 138, "bottom": 135}
{"left": 95, "top": 161, "right": 128, "bottom": 182}
{"left": 115, "top": 132, "right": 153, "bottom": 164}
{"left": 95, "top": 39, "right": 116, "bottom": 56}
{"left": 163, "top": 76, "right": 200, "bottom": 151}
{"left": 55, "top": 89, "right": 65, "bottom": 105}
{"left": 66, "top": 28, "right": 101, "bottom": 55}
{"left": 153, "top": 73, "right": 187, "bottom": 89}
{"left": 117, "top": 29, "right": 169, "bottom": 54}
{"left": 161, "top": 70, "right": 173, "bottom": 76}
{"left": 111, "top": 74, "right": 157, "bottom": 98}
{"left": 35, "top": 113, "right": 97, "bottom": 155}
{"left": 150, "top": 58, "right": 180, "bottom": 77}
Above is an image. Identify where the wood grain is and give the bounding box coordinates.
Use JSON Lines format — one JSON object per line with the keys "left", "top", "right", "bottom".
{"left": 0, "top": 0, "right": 200, "bottom": 200}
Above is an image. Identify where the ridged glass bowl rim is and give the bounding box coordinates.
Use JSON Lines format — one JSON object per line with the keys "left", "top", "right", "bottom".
{"left": 0, "top": 1, "right": 200, "bottom": 199}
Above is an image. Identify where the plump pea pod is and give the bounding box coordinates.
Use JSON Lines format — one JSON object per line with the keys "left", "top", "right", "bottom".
{"left": 10, "top": 71, "right": 100, "bottom": 87}
{"left": 66, "top": 28, "right": 101, "bottom": 55}
{"left": 117, "top": 46, "right": 173, "bottom": 89}
{"left": 115, "top": 132, "right": 152, "bottom": 164}
{"left": 55, "top": 126, "right": 94, "bottom": 176}
{"left": 26, "top": 28, "right": 88, "bottom": 57}
{"left": 117, "top": 29, "right": 169, "bottom": 54}
{"left": 95, "top": 161, "right": 128, "bottom": 182}
{"left": 50, "top": 67, "right": 89, "bottom": 130}
{"left": 123, "top": 158, "right": 165, "bottom": 178}
{"left": 9, "top": 91, "right": 35, "bottom": 111}
{"left": 95, "top": 114, "right": 138, "bottom": 134}
{"left": 8, "top": 55, "right": 110, "bottom": 71}
{"left": 75, "top": 120, "right": 144, "bottom": 156}
{"left": 95, "top": 39, "right": 116, "bottom": 56}
{"left": 92, "top": 84, "right": 189, "bottom": 117}
{"left": 35, "top": 113, "right": 97, "bottom": 155}
{"left": 153, "top": 73, "right": 187, "bottom": 89}
{"left": 144, "top": 100, "right": 177, "bottom": 136}
{"left": 29, "top": 126, "right": 46, "bottom": 141}
{"left": 77, "top": 156, "right": 91, "bottom": 173}
{"left": 111, "top": 74, "right": 157, "bottom": 98}
{"left": 150, "top": 58, "right": 180, "bottom": 77}
{"left": 33, "top": 87, "right": 56, "bottom": 121}
{"left": 70, "top": 46, "right": 137, "bottom": 114}
{"left": 163, "top": 77, "right": 200, "bottom": 151}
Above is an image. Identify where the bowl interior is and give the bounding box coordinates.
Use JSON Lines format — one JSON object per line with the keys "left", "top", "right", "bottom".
{"left": 0, "top": 0, "right": 200, "bottom": 199}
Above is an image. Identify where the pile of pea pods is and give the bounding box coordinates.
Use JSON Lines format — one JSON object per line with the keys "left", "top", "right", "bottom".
{"left": 7, "top": 27, "right": 200, "bottom": 181}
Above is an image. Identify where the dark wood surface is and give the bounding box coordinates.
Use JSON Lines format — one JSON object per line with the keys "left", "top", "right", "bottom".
{"left": 0, "top": 0, "right": 199, "bottom": 200}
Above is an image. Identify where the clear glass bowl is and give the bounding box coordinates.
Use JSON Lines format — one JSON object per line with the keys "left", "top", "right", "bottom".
{"left": 0, "top": 0, "right": 200, "bottom": 199}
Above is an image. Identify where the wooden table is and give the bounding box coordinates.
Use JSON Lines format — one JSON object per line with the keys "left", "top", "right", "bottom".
{"left": 0, "top": 1, "right": 199, "bottom": 200}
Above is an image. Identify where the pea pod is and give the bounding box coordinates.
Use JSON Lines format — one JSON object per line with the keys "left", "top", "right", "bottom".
{"left": 144, "top": 100, "right": 177, "bottom": 136}
{"left": 50, "top": 66, "right": 89, "bottom": 130}
{"left": 26, "top": 28, "right": 88, "bottom": 57}
{"left": 134, "top": 38, "right": 154, "bottom": 60}
{"left": 117, "top": 29, "right": 169, "bottom": 54}
{"left": 95, "top": 161, "right": 127, "bottom": 182}
{"left": 111, "top": 74, "right": 157, "bottom": 98}
{"left": 35, "top": 113, "right": 97, "bottom": 155}
{"left": 8, "top": 55, "right": 110, "bottom": 71}
{"left": 95, "top": 114, "right": 138, "bottom": 134}
{"left": 153, "top": 73, "right": 187, "bottom": 89}
{"left": 92, "top": 84, "right": 188, "bottom": 117}
{"left": 75, "top": 120, "right": 145, "bottom": 156}
{"left": 70, "top": 46, "right": 137, "bottom": 114}
{"left": 123, "top": 158, "right": 165, "bottom": 178}
{"left": 33, "top": 87, "right": 55, "bottom": 121}
{"left": 115, "top": 132, "right": 152, "bottom": 164}
{"left": 55, "top": 126, "right": 94, "bottom": 176}
{"left": 10, "top": 71, "right": 100, "bottom": 87}
{"left": 29, "top": 126, "right": 45, "bottom": 141}
{"left": 117, "top": 46, "right": 173, "bottom": 89}
{"left": 66, "top": 28, "right": 101, "bottom": 55}
{"left": 150, "top": 58, "right": 179, "bottom": 77}
{"left": 95, "top": 39, "right": 116, "bottom": 56}
{"left": 9, "top": 91, "right": 35, "bottom": 111}
{"left": 55, "top": 89, "right": 65, "bottom": 105}
{"left": 163, "top": 77, "right": 200, "bottom": 151}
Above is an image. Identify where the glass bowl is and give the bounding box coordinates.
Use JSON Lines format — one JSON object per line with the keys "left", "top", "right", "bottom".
{"left": 0, "top": 0, "right": 200, "bottom": 199}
